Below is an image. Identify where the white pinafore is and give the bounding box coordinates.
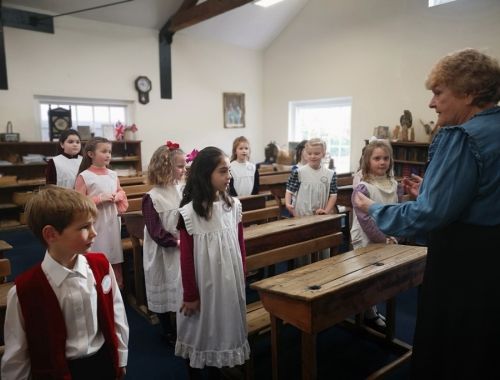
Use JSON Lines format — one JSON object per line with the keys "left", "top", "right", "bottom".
{"left": 53, "top": 154, "right": 82, "bottom": 189}
{"left": 142, "top": 185, "right": 182, "bottom": 313}
{"left": 230, "top": 161, "right": 256, "bottom": 196}
{"left": 294, "top": 165, "right": 335, "bottom": 216}
{"left": 79, "top": 169, "right": 123, "bottom": 264}
{"left": 350, "top": 177, "right": 399, "bottom": 248}
{"left": 175, "top": 199, "right": 250, "bottom": 369}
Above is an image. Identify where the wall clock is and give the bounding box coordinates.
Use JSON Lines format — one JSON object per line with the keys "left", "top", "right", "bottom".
{"left": 48, "top": 107, "right": 72, "bottom": 141}
{"left": 135, "top": 76, "right": 152, "bottom": 105}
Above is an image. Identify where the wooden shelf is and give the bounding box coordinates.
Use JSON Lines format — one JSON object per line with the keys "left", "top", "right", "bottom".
{"left": 393, "top": 160, "right": 427, "bottom": 165}
{"left": 0, "top": 203, "right": 18, "bottom": 210}
{"left": 0, "top": 141, "right": 143, "bottom": 230}
{"left": 111, "top": 156, "right": 140, "bottom": 162}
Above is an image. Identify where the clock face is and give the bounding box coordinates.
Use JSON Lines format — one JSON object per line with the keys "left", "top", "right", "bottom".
{"left": 136, "top": 77, "right": 151, "bottom": 92}
{"left": 53, "top": 117, "right": 69, "bottom": 131}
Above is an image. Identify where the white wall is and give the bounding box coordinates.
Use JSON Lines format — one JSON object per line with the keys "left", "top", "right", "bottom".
{"left": 263, "top": 0, "right": 500, "bottom": 171}
{"left": 0, "top": 16, "right": 264, "bottom": 167}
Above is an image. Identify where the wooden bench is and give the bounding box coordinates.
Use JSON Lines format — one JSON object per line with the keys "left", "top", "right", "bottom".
{"left": 238, "top": 193, "right": 270, "bottom": 212}
{"left": 259, "top": 170, "right": 291, "bottom": 193}
{"left": 122, "top": 212, "right": 156, "bottom": 323}
{"left": 123, "top": 183, "right": 152, "bottom": 199}
{"left": 242, "top": 205, "right": 281, "bottom": 225}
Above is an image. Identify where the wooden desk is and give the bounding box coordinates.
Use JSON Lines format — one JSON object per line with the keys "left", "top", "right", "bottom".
{"left": 0, "top": 282, "right": 14, "bottom": 344}
{"left": 336, "top": 185, "right": 353, "bottom": 208}
{"left": 238, "top": 193, "right": 270, "bottom": 212}
{"left": 244, "top": 214, "right": 343, "bottom": 256}
{"left": 251, "top": 244, "right": 427, "bottom": 380}
{"left": 0, "top": 240, "right": 13, "bottom": 259}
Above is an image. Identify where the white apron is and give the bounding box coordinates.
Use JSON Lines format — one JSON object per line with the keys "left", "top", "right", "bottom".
{"left": 230, "top": 161, "right": 256, "bottom": 196}
{"left": 53, "top": 154, "right": 82, "bottom": 189}
{"left": 294, "top": 165, "right": 335, "bottom": 216}
{"left": 80, "top": 169, "right": 123, "bottom": 264}
{"left": 351, "top": 177, "right": 399, "bottom": 248}
{"left": 143, "top": 185, "right": 182, "bottom": 313}
{"left": 175, "top": 199, "right": 250, "bottom": 369}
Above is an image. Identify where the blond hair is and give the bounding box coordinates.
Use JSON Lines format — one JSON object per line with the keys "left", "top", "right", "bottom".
{"left": 231, "top": 136, "right": 250, "bottom": 161}
{"left": 305, "top": 138, "right": 326, "bottom": 152}
{"left": 426, "top": 48, "right": 500, "bottom": 107}
{"left": 147, "top": 145, "right": 185, "bottom": 186}
{"left": 360, "top": 140, "right": 394, "bottom": 180}
{"left": 26, "top": 186, "right": 97, "bottom": 246}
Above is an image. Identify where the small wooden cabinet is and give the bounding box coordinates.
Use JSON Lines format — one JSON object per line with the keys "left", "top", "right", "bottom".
{"left": 0, "top": 140, "right": 143, "bottom": 229}
{"left": 391, "top": 141, "right": 429, "bottom": 179}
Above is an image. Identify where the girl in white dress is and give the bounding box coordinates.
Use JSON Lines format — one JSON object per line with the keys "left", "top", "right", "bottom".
{"left": 350, "top": 140, "right": 402, "bottom": 332}
{"left": 45, "top": 129, "right": 83, "bottom": 188}
{"left": 228, "top": 136, "right": 259, "bottom": 196}
{"left": 176, "top": 146, "right": 250, "bottom": 378}
{"left": 285, "top": 138, "right": 337, "bottom": 263}
{"left": 75, "top": 137, "right": 128, "bottom": 287}
{"left": 142, "top": 143, "right": 186, "bottom": 344}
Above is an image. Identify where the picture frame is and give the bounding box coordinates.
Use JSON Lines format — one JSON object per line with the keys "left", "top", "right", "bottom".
{"left": 77, "top": 125, "right": 92, "bottom": 141}
{"left": 223, "top": 92, "right": 245, "bottom": 128}
{"left": 373, "top": 125, "right": 389, "bottom": 139}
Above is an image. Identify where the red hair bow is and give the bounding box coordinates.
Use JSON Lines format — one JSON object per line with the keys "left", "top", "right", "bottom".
{"left": 166, "top": 140, "right": 180, "bottom": 150}
{"left": 186, "top": 149, "right": 199, "bottom": 163}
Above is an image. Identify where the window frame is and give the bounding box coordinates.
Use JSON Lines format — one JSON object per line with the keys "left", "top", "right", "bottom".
{"left": 288, "top": 97, "right": 352, "bottom": 173}
{"left": 35, "top": 95, "right": 133, "bottom": 141}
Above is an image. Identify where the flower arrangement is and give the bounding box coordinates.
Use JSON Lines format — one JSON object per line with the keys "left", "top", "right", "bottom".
{"left": 115, "top": 121, "right": 138, "bottom": 140}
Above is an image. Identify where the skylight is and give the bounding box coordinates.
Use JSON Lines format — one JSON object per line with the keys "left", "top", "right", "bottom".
{"left": 429, "top": 0, "right": 456, "bottom": 7}
{"left": 255, "top": 0, "right": 286, "bottom": 8}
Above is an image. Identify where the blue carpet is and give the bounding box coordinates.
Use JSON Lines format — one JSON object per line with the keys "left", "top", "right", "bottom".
{"left": 1, "top": 228, "right": 417, "bottom": 379}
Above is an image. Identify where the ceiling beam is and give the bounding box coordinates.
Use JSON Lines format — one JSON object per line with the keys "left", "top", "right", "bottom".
{"left": 168, "top": 0, "right": 254, "bottom": 33}
{"left": 159, "top": 0, "right": 254, "bottom": 99}
{"left": 0, "top": 1, "right": 7, "bottom": 90}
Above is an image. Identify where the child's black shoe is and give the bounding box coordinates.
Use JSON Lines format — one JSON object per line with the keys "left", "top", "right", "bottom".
{"left": 363, "top": 312, "right": 386, "bottom": 334}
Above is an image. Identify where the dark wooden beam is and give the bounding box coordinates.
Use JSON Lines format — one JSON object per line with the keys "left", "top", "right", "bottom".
{"left": 0, "top": 1, "right": 7, "bottom": 90}
{"left": 159, "top": 0, "right": 253, "bottom": 99}
{"left": 159, "top": 23, "right": 174, "bottom": 99}
{"left": 168, "top": 0, "right": 254, "bottom": 33}
{"left": 2, "top": 7, "right": 54, "bottom": 34}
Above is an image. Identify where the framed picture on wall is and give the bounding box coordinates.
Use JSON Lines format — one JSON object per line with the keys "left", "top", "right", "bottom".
{"left": 223, "top": 92, "right": 245, "bottom": 128}
{"left": 373, "top": 125, "right": 389, "bottom": 139}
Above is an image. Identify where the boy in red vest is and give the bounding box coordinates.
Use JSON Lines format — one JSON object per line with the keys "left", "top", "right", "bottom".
{"left": 1, "top": 186, "right": 128, "bottom": 380}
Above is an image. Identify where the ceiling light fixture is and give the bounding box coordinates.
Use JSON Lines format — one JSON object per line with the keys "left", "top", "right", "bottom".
{"left": 255, "top": 0, "right": 286, "bottom": 8}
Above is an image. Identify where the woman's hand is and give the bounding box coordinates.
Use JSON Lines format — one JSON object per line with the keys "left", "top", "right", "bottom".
{"left": 386, "top": 236, "right": 398, "bottom": 244}
{"left": 353, "top": 191, "right": 375, "bottom": 213}
{"left": 402, "top": 174, "right": 423, "bottom": 200}
{"left": 180, "top": 300, "right": 200, "bottom": 316}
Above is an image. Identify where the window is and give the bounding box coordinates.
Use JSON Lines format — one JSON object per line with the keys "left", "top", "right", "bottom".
{"left": 428, "top": 0, "right": 455, "bottom": 7}
{"left": 37, "top": 96, "right": 130, "bottom": 141}
{"left": 289, "top": 97, "right": 352, "bottom": 173}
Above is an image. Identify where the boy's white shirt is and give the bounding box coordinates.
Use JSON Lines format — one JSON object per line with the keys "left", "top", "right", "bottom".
{"left": 1, "top": 252, "right": 129, "bottom": 380}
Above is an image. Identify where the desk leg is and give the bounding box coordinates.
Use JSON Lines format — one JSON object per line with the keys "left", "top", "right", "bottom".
{"left": 271, "top": 315, "right": 283, "bottom": 380}
{"left": 386, "top": 298, "right": 396, "bottom": 342}
{"left": 301, "top": 331, "right": 317, "bottom": 380}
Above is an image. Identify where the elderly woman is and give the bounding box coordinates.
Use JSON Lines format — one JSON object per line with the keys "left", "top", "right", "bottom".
{"left": 354, "top": 48, "right": 500, "bottom": 378}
